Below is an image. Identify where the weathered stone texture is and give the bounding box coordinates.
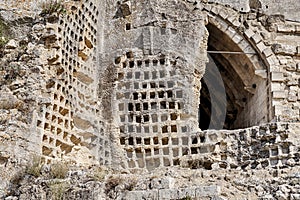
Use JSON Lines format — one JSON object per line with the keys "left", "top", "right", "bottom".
{"left": 0, "top": 0, "right": 300, "bottom": 199}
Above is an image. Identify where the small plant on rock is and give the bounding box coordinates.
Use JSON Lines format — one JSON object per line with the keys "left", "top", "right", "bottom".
{"left": 26, "top": 155, "right": 43, "bottom": 177}
{"left": 48, "top": 181, "right": 69, "bottom": 200}
{"left": 50, "top": 161, "right": 69, "bottom": 179}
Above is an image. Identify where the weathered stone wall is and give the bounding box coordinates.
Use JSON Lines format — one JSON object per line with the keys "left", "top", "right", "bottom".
{"left": 0, "top": 0, "right": 300, "bottom": 199}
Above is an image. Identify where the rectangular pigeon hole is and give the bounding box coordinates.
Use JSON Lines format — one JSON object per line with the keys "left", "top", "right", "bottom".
{"left": 143, "top": 103, "right": 149, "bottom": 110}
{"left": 129, "top": 137, "right": 134, "bottom": 145}
{"left": 150, "top": 92, "right": 156, "bottom": 99}
{"left": 137, "top": 60, "right": 143, "bottom": 67}
{"left": 137, "top": 159, "right": 145, "bottom": 168}
{"left": 182, "top": 137, "right": 189, "bottom": 145}
{"left": 151, "top": 114, "right": 158, "bottom": 123}
{"left": 136, "top": 137, "right": 142, "bottom": 144}
{"left": 150, "top": 82, "right": 156, "bottom": 88}
{"left": 153, "top": 137, "right": 159, "bottom": 145}
{"left": 191, "top": 147, "right": 198, "bottom": 154}
{"left": 144, "top": 115, "right": 150, "bottom": 123}
{"left": 135, "top": 148, "right": 143, "bottom": 158}
{"left": 144, "top": 138, "right": 151, "bottom": 145}
{"left": 145, "top": 60, "right": 150, "bottom": 67}
{"left": 128, "top": 160, "right": 135, "bottom": 168}
{"left": 119, "top": 103, "right": 124, "bottom": 111}
{"left": 167, "top": 81, "right": 174, "bottom": 88}
{"left": 151, "top": 102, "right": 157, "bottom": 109}
{"left": 172, "top": 138, "right": 179, "bottom": 145}
{"left": 125, "top": 82, "right": 131, "bottom": 89}
{"left": 162, "top": 137, "right": 169, "bottom": 145}
{"left": 154, "top": 147, "right": 160, "bottom": 155}
{"left": 173, "top": 148, "right": 179, "bottom": 157}
{"left": 171, "top": 125, "right": 177, "bottom": 132}
{"left": 145, "top": 148, "right": 151, "bottom": 157}
{"left": 128, "top": 125, "right": 134, "bottom": 133}
{"left": 136, "top": 116, "right": 142, "bottom": 123}
{"left": 153, "top": 59, "right": 158, "bottom": 66}
{"left": 176, "top": 90, "right": 183, "bottom": 98}
{"left": 281, "top": 145, "right": 290, "bottom": 154}
{"left": 160, "top": 114, "right": 168, "bottom": 122}
{"left": 163, "top": 147, "right": 169, "bottom": 155}
{"left": 127, "top": 72, "right": 133, "bottom": 79}
{"left": 170, "top": 113, "right": 177, "bottom": 120}
{"left": 152, "top": 71, "right": 157, "bottom": 79}
{"left": 167, "top": 90, "right": 173, "bottom": 98}
{"left": 142, "top": 83, "right": 148, "bottom": 89}
{"left": 152, "top": 125, "right": 158, "bottom": 132}
{"left": 271, "top": 148, "right": 279, "bottom": 156}
{"left": 162, "top": 125, "right": 168, "bottom": 133}
{"left": 135, "top": 72, "right": 140, "bottom": 79}
{"left": 159, "top": 81, "right": 165, "bottom": 88}
{"left": 144, "top": 126, "right": 149, "bottom": 133}
{"left": 135, "top": 103, "right": 141, "bottom": 111}
{"left": 160, "top": 101, "right": 167, "bottom": 109}
{"left": 199, "top": 146, "right": 208, "bottom": 153}
{"left": 120, "top": 137, "right": 126, "bottom": 145}
{"left": 169, "top": 102, "right": 176, "bottom": 109}
{"left": 182, "top": 147, "right": 189, "bottom": 156}
{"left": 136, "top": 126, "right": 141, "bottom": 133}
{"left": 126, "top": 149, "right": 133, "bottom": 158}
{"left": 192, "top": 137, "right": 198, "bottom": 144}
{"left": 134, "top": 82, "right": 139, "bottom": 89}
{"left": 173, "top": 158, "right": 180, "bottom": 165}
{"left": 160, "top": 70, "right": 165, "bottom": 78}
{"left": 270, "top": 159, "right": 279, "bottom": 166}
{"left": 129, "top": 61, "right": 134, "bottom": 68}
{"left": 163, "top": 158, "right": 170, "bottom": 166}
{"left": 144, "top": 72, "right": 149, "bottom": 79}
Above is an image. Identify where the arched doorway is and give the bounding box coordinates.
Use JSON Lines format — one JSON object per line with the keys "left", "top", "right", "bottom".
{"left": 199, "top": 18, "right": 270, "bottom": 130}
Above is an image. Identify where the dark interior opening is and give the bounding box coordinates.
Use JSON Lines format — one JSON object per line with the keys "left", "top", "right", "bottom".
{"left": 199, "top": 22, "right": 262, "bottom": 130}
{"left": 199, "top": 80, "right": 211, "bottom": 130}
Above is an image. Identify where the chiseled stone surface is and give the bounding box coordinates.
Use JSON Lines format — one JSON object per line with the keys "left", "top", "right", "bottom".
{"left": 0, "top": 0, "right": 299, "bottom": 199}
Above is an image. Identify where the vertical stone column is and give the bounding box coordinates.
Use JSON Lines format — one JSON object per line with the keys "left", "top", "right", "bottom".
{"left": 101, "top": 0, "right": 208, "bottom": 170}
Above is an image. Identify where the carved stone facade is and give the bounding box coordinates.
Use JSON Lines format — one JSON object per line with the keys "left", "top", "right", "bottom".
{"left": 0, "top": 0, "right": 300, "bottom": 199}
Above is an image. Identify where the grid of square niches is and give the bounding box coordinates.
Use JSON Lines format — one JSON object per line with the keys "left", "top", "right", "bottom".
{"left": 59, "top": 0, "right": 98, "bottom": 78}
{"left": 37, "top": 82, "right": 75, "bottom": 161}
{"left": 120, "top": 133, "right": 218, "bottom": 168}
{"left": 115, "top": 55, "right": 187, "bottom": 136}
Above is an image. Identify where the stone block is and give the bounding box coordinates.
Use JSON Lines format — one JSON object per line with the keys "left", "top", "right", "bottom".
{"left": 291, "top": 194, "right": 300, "bottom": 200}
{"left": 251, "top": 33, "right": 262, "bottom": 44}
{"left": 195, "top": 185, "right": 220, "bottom": 197}
{"left": 159, "top": 189, "right": 179, "bottom": 199}
{"left": 273, "top": 91, "right": 287, "bottom": 99}
{"left": 263, "top": 48, "right": 273, "bottom": 58}
{"left": 271, "top": 72, "right": 285, "bottom": 82}
{"left": 123, "top": 190, "right": 158, "bottom": 200}
{"left": 256, "top": 41, "right": 267, "bottom": 53}
{"left": 277, "top": 24, "right": 295, "bottom": 33}
{"left": 150, "top": 177, "right": 175, "bottom": 189}
{"left": 178, "top": 188, "right": 197, "bottom": 199}
{"left": 244, "top": 29, "right": 255, "bottom": 38}
{"left": 271, "top": 83, "right": 283, "bottom": 92}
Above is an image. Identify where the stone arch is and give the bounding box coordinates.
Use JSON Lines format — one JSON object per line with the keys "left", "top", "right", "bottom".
{"left": 199, "top": 3, "right": 278, "bottom": 130}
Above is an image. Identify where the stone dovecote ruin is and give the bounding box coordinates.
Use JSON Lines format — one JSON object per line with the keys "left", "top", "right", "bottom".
{"left": 0, "top": 0, "right": 300, "bottom": 199}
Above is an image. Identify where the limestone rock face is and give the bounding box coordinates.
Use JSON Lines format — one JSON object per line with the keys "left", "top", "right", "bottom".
{"left": 0, "top": 0, "right": 300, "bottom": 199}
